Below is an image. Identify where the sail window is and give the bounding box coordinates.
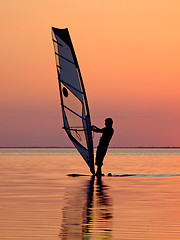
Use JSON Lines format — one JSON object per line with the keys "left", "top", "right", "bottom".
{"left": 61, "top": 82, "right": 87, "bottom": 149}
{"left": 64, "top": 107, "right": 87, "bottom": 149}
{"left": 63, "top": 87, "right": 68, "bottom": 97}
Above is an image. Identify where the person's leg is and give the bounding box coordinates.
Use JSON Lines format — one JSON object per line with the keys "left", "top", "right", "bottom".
{"left": 95, "top": 146, "right": 102, "bottom": 175}
{"left": 95, "top": 146, "right": 107, "bottom": 176}
{"left": 95, "top": 165, "right": 102, "bottom": 176}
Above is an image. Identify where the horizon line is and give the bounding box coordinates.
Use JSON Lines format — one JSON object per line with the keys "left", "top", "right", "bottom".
{"left": 0, "top": 146, "right": 180, "bottom": 149}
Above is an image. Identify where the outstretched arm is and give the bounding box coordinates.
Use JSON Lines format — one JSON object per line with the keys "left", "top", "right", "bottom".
{"left": 91, "top": 125, "right": 103, "bottom": 133}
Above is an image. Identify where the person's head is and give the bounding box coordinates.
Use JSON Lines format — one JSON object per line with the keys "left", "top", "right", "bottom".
{"left": 105, "top": 118, "right": 113, "bottom": 128}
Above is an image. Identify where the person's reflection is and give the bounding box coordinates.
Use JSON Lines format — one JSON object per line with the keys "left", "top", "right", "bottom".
{"left": 60, "top": 176, "right": 112, "bottom": 239}
{"left": 96, "top": 176, "right": 113, "bottom": 221}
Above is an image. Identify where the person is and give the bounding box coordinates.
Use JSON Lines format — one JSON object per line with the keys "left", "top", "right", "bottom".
{"left": 92, "top": 118, "right": 114, "bottom": 176}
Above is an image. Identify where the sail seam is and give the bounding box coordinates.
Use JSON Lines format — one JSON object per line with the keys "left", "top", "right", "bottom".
{"left": 53, "top": 39, "right": 63, "bottom": 47}
{"left": 55, "top": 52, "right": 75, "bottom": 65}
{"left": 63, "top": 105, "right": 88, "bottom": 121}
{"left": 57, "top": 65, "right": 62, "bottom": 69}
{"left": 59, "top": 78, "right": 84, "bottom": 94}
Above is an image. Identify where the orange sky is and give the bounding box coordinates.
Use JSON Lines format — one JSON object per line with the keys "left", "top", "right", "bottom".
{"left": 0, "top": 0, "right": 180, "bottom": 147}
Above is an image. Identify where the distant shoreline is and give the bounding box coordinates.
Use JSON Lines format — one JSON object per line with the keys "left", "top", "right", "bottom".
{"left": 0, "top": 147, "right": 180, "bottom": 149}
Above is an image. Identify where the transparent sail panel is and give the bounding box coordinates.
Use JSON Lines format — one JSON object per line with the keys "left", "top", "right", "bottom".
{"left": 61, "top": 82, "right": 87, "bottom": 149}
{"left": 53, "top": 34, "right": 83, "bottom": 101}
{"left": 59, "top": 58, "right": 83, "bottom": 101}
{"left": 64, "top": 108, "right": 87, "bottom": 149}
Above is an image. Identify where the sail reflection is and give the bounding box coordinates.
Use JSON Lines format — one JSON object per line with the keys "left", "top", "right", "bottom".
{"left": 60, "top": 176, "right": 112, "bottom": 239}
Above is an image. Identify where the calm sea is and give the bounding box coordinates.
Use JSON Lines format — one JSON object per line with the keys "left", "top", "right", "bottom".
{"left": 1, "top": 148, "right": 180, "bottom": 239}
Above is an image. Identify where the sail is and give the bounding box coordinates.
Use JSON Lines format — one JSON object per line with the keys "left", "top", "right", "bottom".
{"left": 52, "top": 27, "right": 94, "bottom": 174}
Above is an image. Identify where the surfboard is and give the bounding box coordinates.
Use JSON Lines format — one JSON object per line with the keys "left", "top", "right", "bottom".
{"left": 67, "top": 173, "right": 136, "bottom": 177}
{"left": 68, "top": 173, "right": 180, "bottom": 177}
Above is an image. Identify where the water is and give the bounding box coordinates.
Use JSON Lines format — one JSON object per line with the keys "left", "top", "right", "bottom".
{"left": 1, "top": 148, "right": 180, "bottom": 239}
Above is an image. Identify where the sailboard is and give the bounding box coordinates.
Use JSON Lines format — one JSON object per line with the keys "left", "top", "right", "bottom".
{"left": 52, "top": 27, "right": 94, "bottom": 174}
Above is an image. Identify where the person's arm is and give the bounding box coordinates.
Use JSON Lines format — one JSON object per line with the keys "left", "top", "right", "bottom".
{"left": 91, "top": 125, "right": 104, "bottom": 133}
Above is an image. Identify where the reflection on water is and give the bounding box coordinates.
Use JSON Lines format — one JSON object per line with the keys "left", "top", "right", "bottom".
{"left": 1, "top": 148, "right": 180, "bottom": 239}
{"left": 60, "top": 176, "right": 112, "bottom": 239}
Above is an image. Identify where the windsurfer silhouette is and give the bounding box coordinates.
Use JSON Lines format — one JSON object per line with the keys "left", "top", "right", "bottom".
{"left": 92, "top": 118, "right": 114, "bottom": 176}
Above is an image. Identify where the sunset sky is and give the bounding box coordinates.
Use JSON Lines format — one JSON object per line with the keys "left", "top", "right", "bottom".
{"left": 0, "top": 0, "right": 180, "bottom": 147}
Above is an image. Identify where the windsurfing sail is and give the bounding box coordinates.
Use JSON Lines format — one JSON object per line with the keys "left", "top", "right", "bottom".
{"left": 52, "top": 27, "right": 94, "bottom": 174}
